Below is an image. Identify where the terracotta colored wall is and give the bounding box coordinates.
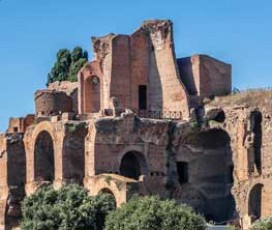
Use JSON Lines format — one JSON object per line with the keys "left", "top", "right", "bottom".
{"left": 130, "top": 29, "right": 150, "bottom": 110}
{"left": 177, "top": 56, "right": 200, "bottom": 96}
{"left": 145, "top": 20, "right": 189, "bottom": 116}
{"left": 200, "top": 55, "right": 231, "bottom": 98}
{"left": 35, "top": 90, "right": 73, "bottom": 116}
{"left": 78, "top": 62, "right": 103, "bottom": 114}
{"left": 7, "top": 115, "right": 35, "bottom": 134}
{"left": 177, "top": 55, "right": 231, "bottom": 101}
{"left": 78, "top": 20, "right": 190, "bottom": 118}
{"left": 110, "top": 36, "right": 131, "bottom": 108}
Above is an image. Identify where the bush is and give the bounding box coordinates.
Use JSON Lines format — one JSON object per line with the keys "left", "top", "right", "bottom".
{"left": 251, "top": 216, "right": 272, "bottom": 230}
{"left": 105, "top": 196, "right": 206, "bottom": 230}
{"left": 21, "top": 184, "right": 115, "bottom": 230}
{"left": 47, "top": 46, "right": 88, "bottom": 85}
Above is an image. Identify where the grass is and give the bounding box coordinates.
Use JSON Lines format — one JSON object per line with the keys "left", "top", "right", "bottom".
{"left": 208, "top": 88, "right": 272, "bottom": 108}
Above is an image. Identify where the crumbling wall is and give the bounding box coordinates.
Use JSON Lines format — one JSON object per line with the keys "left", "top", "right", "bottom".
{"left": 0, "top": 133, "right": 27, "bottom": 230}
{"left": 173, "top": 128, "right": 235, "bottom": 221}
{"left": 79, "top": 20, "right": 190, "bottom": 118}
{"left": 200, "top": 55, "right": 231, "bottom": 98}
{"left": 7, "top": 115, "right": 35, "bottom": 134}
{"left": 142, "top": 20, "right": 189, "bottom": 117}
{"left": 206, "top": 105, "right": 272, "bottom": 226}
{"left": 78, "top": 61, "right": 103, "bottom": 114}
{"left": 35, "top": 90, "right": 73, "bottom": 116}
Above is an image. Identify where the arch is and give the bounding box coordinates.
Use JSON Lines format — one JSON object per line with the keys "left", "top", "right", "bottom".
{"left": 183, "top": 128, "right": 236, "bottom": 222}
{"left": 98, "top": 188, "right": 117, "bottom": 206}
{"left": 120, "top": 151, "right": 147, "bottom": 180}
{"left": 248, "top": 183, "right": 263, "bottom": 221}
{"left": 34, "top": 131, "right": 55, "bottom": 182}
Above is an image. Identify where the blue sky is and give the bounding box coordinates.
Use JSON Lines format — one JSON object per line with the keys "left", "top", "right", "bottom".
{"left": 0, "top": 0, "right": 272, "bottom": 131}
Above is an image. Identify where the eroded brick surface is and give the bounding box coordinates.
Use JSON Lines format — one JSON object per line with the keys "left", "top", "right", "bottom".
{"left": 0, "top": 20, "right": 257, "bottom": 229}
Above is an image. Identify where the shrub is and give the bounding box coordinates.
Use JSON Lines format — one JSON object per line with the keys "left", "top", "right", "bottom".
{"left": 251, "top": 216, "right": 272, "bottom": 230}
{"left": 21, "top": 184, "right": 115, "bottom": 230}
{"left": 105, "top": 196, "right": 206, "bottom": 230}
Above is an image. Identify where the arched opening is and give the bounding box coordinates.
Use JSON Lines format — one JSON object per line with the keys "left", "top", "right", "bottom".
{"left": 34, "top": 131, "right": 55, "bottom": 182}
{"left": 184, "top": 128, "right": 236, "bottom": 222}
{"left": 84, "top": 75, "right": 101, "bottom": 113}
{"left": 249, "top": 184, "right": 263, "bottom": 221}
{"left": 99, "top": 188, "right": 116, "bottom": 205}
{"left": 120, "top": 151, "right": 147, "bottom": 180}
{"left": 250, "top": 111, "right": 262, "bottom": 174}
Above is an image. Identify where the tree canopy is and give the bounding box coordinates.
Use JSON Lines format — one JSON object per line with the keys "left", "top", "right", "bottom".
{"left": 21, "top": 184, "right": 115, "bottom": 230}
{"left": 47, "top": 47, "right": 88, "bottom": 85}
{"left": 105, "top": 196, "right": 206, "bottom": 230}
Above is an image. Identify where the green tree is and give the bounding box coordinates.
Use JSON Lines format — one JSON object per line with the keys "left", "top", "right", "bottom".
{"left": 251, "top": 217, "right": 272, "bottom": 230}
{"left": 47, "top": 47, "right": 88, "bottom": 85}
{"left": 21, "top": 184, "right": 115, "bottom": 230}
{"left": 105, "top": 196, "right": 206, "bottom": 230}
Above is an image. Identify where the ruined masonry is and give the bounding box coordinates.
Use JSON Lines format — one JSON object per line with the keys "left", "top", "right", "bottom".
{"left": 0, "top": 20, "right": 267, "bottom": 230}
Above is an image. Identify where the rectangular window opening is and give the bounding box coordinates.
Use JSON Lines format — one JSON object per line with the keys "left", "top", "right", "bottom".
{"left": 177, "top": 161, "right": 188, "bottom": 184}
{"left": 139, "top": 85, "right": 147, "bottom": 110}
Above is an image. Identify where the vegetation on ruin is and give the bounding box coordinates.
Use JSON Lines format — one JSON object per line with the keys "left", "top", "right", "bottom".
{"left": 21, "top": 185, "right": 207, "bottom": 230}
{"left": 105, "top": 196, "right": 206, "bottom": 230}
{"left": 250, "top": 217, "right": 272, "bottom": 230}
{"left": 208, "top": 88, "right": 272, "bottom": 108}
{"left": 47, "top": 47, "right": 88, "bottom": 85}
{"left": 21, "top": 184, "right": 116, "bottom": 230}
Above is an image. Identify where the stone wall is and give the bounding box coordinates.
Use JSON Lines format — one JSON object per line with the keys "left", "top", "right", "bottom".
{"left": 206, "top": 105, "right": 272, "bottom": 227}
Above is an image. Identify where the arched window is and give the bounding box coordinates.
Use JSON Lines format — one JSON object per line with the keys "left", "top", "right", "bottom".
{"left": 84, "top": 75, "right": 101, "bottom": 113}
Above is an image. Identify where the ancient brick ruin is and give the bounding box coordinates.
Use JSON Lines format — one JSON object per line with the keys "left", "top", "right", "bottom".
{"left": 0, "top": 20, "right": 267, "bottom": 229}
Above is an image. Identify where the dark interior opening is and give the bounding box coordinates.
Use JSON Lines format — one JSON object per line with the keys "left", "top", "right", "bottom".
{"left": 120, "top": 151, "right": 145, "bottom": 180}
{"left": 249, "top": 184, "right": 263, "bottom": 221}
{"left": 139, "top": 85, "right": 147, "bottom": 110}
{"left": 177, "top": 161, "right": 189, "bottom": 184}
{"left": 214, "top": 111, "right": 226, "bottom": 123}
{"left": 252, "top": 111, "right": 262, "bottom": 174}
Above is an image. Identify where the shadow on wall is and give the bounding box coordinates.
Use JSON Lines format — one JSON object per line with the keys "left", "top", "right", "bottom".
{"left": 176, "top": 128, "right": 236, "bottom": 223}
{"left": 176, "top": 57, "right": 197, "bottom": 96}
